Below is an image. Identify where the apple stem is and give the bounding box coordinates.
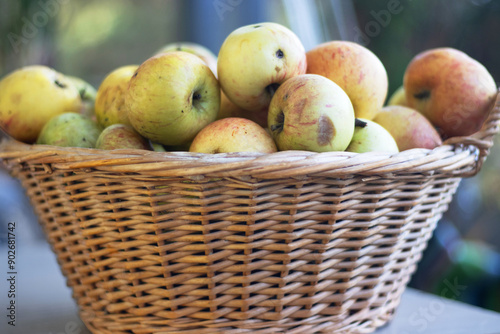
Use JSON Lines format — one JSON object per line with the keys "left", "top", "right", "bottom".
{"left": 54, "top": 80, "right": 67, "bottom": 89}
{"left": 355, "top": 118, "right": 368, "bottom": 128}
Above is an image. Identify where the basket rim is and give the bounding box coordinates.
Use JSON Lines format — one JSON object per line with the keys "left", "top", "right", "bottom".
{"left": 1, "top": 91, "right": 499, "bottom": 179}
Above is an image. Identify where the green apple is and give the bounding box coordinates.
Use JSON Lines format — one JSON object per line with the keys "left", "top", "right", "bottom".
{"left": 373, "top": 105, "right": 442, "bottom": 151}
{"left": 189, "top": 117, "right": 277, "bottom": 154}
{"left": 268, "top": 74, "right": 355, "bottom": 152}
{"left": 346, "top": 119, "right": 399, "bottom": 153}
{"left": 0, "top": 65, "right": 82, "bottom": 143}
{"left": 94, "top": 65, "right": 139, "bottom": 128}
{"left": 125, "top": 52, "right": 220, "bottom": 146}
{"left": 66, "top": 75, "right": 97, "bottom": 119}
{"left": 155, "top": 42, "right": 217, "bottom": 76}
{"left": 96, "top": 124, "right": 151, "bottom": 150}
{"left": 306, "top": 41, "right": 388, "bottom": 120}
{"left": 404, "top": 48, "right": 497, "bottom": 138}
{"left": 217, "top": 22, "right": 307, "bottom": 120}
{"left": 36, "top": 112, "right": 101, "bottom": 148}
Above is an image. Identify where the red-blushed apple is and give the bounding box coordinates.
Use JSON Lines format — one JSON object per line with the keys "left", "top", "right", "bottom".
{"left": 267, "top": 74, "right": 355, "bottom": 152}
{"left": 373, "top": 106, "right": 442, "bottom": 151}
{"left": 346, "top": 119, "right": 399, "bottom": 154}
{"left": 387, "top": 85, "right": 408, "bottom": 107}
{"left": 96, "top": 124, "right": 151, "bottom": 150}
{"left": 154, "top": 42, "right": 218, "bottom": 77}
{"left": 95, "top": 65, "right": 139, "bottom": 128}
{"left": 0, "top": 65, "right": 82, "bottom": 143}
{"left": 217, "top": 22, "right": 307, "bottom": 117}
{"left": 189, "top": 117, "right": 277, "bottom": 154}
{"left": 306, "top": 41, "right": 388, "bottom": 120}
{"left": 404, "top": 48, "right": 497, "bottom": 138}
{"left": 125, "top": 51, "right": 220, "bottom": 146}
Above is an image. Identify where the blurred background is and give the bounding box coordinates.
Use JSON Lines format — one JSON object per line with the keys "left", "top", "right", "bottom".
{"left": 1, "top": 0, "right": 500, "bottom": 313}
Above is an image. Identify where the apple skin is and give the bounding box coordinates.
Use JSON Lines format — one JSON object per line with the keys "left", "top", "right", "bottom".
{"left": 36, "top": 112, "right": 102, "bottom": 148}
{"left": 267, "top": 74, "right": 355, "bottom": 152}
{"left": 155, "top": 42, "right": 218, "bottom": 77}
{"left": 404, "top": 48, "right": 497, "bottom": 138}
{"left": 95, "top": 65, "right": 139, "bottom": 128}
{"left": 217, "top": 22, "right": 307, "bottom": 115}
{"left": 125, "top": 51, "right": 220, "bottom": 146}
{"left": 96, "top": 124, "right": 151, "bottom": 150}
{"left": 306, "top": 41, "right": 388, "bottom": 121}
{"left": 346, "top": 119, "right": 399, "bottom": 154}
{"left": 387, "top": 85, "right": 408, "bottom": 107}
{"left": 65, "top": 75, "right": 97, "bottom": 120}
{"left": 0, "top": 65, "right": 82, "bottom": 143}
{"left": 189, "top": 117, "right": 277, "bottom": 154}
{"left": 373, "top": 106, "right": 442, "bottom": 151}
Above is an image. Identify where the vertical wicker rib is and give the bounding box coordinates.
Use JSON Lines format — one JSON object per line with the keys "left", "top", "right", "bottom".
{"left": 0, "top": 93, "right": 499, "bottom": 333}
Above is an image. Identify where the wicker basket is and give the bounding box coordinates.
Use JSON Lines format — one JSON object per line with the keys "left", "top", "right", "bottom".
{"left": 1, "top": 92, "right": 499, "bottom": 334}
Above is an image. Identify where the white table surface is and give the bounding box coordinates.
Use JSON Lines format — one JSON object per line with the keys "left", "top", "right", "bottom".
{"left": 2, "top": 241, "right": 500, "bottom": 334}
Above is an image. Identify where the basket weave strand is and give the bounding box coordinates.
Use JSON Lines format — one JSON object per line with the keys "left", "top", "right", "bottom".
{"left": 0, "top": 91, "right": 499, "bottom": 334}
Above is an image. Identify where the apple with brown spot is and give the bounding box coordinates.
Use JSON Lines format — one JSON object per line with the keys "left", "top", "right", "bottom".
{"left": 373, "top": 105, "right": 442, "bottom": 151}
{"left": 404, "top": 48, "right": 497, "bottom": 138}
{"left": 306, "top": 41, "right": 388, "bottom": 121}
{"left": 267, "top": 74, "right": 355, "bottom": 152}
{"left": 189, "top": 117, "right": 277, "bottom": 154}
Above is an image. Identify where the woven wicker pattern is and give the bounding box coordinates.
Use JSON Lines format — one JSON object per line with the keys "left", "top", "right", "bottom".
{"left": 1, "top": 93, "right": 499, "bottom": 333}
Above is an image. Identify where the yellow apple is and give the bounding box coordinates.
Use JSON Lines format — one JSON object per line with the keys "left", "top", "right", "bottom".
{"left": 155, "top": 42, "right": 218, "bottom": 77}
{"left": 217, "top": 22, "right": 307, "bottom": 117}
{"left": 404, "top": 48, "right": 497, "bottom": 138}
{"left": 94, "top": 65, "right": 139, "bottom": 128}
{"left": 373, "top": 106, "right": 442, "bottom": 151}
{"left": 125, "top": 52, "right": 220, "bottom": 146}
{"left": 346, "top": 119, "right": 399, "bottom": 154}
{"left": 387, "top": 85, "right": 408, "bottom": 107}
{"left": 306, "top": 41, "right": 388, "bottom": 120}
{"left": 0, "top": 65, "right": 82, "bottom": 143}
{"left": 268, "top": 74, "right": 355, "bottom": 152}
{"left": 189, "top": 117, "right": 277, "bottom": 154}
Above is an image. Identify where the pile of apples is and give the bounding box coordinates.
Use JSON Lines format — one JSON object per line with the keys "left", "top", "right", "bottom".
{"left": 0, "top": 22, "right": 497, "bottom": 155}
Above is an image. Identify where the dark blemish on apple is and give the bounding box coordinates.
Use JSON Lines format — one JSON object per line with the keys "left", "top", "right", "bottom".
{"left": 355, "top": 119, "right": 368, "bottom": 128}
{"left": 82, "top": 138, "right": 86, "bottom": 142}
{"left": 265, "top": 83, "right": 280, "bottom": 98}
{"left": 275, "top": 66, "right": 281, "bottom": 73}
{"left": 270, "top": 110, "right": 285, "bottom": 133}
{"left": 414, "top": 90, "right": 431, "bottom": 100}
{"left": 181, "top": 110, "right": 184, "bottom": 113}
{"left": 54, "top": 80, "right": 67, "bottom": 89}
{"left": 317, "top": 115, "right": 335, "bottom": 146}
{"left": 132, "top": 72, "right": 138, "bottom": 78}
{"left": 177, "top": 46, "right": 182, "bottom": 51}
{"left": 193, "top": 92, "right": 202, "bottom": 100}
{"left": 253, "top": 25, "right": 261, "bottom": 28}
{"left": 276, "top": 49, "right": 284, "bottom": 59}
{"left": 283, "top": 94, "right": 289, "bottom": 101}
